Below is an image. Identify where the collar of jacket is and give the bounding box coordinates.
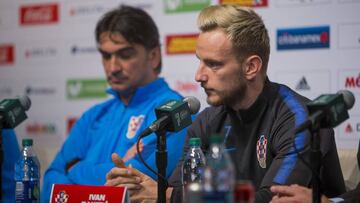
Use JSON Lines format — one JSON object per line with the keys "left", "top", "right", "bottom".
{"left": 224, "top": 78, "right": 277, "bottom": 123}
{"left": 105, "top": 77, "right": 169, "bottom": 106}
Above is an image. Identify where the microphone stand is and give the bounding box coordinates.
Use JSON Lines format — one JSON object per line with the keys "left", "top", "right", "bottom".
{"left": 156, "top": 129, "right": 167, "bottom": 203}
{"left": 310, "top": 124, "right": 321, "bottom": 203}
{"left": 296, "top": 111, "right": 323, "bottom": 203}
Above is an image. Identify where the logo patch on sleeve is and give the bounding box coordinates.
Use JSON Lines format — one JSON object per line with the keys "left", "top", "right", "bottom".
{"left": 126, "top": 115, "right": 145, "bottom": 139}
{"left": 256, "top": 135, "right": 267, "bottom": 169}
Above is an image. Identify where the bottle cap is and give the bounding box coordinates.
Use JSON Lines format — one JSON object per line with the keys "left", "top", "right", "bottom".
{"left": 189, "top": 137, "right": 201, "bottom": 146}
{"left": 22, "top": 138, "right": 33, "bottom": 147}
{"left": 210, "top": 134, "right": 223, "bottom": 144}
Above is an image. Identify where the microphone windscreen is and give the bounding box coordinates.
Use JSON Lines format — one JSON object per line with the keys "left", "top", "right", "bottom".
{"left": 19, "top": 95, "right": 31, "bottom": 111}
{"left": 337, "top": 90, "right": 355, "bottom": 110}
{"left": 183, "top": 96, "right": 201, "bottom": 114}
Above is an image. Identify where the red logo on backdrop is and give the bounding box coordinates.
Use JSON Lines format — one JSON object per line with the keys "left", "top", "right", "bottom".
{"left": 345, "top": 123, "right": 353, "bottom": 133}
{"left": 0, "top": 44, "right": 14, "bottom": 65}
{"left": 345, "top": 73, "right": 360, "bottom": 88}
{"left": 175, "top": 81, "right": 199, "bottom": 93}
{"left": 20, "top": 3, "right": 59, "bottom": 25}
{"left": 50, "top": 184, "right": 128, "bottom": 203}
{"left": 26, "top": 122, "right": 56, "bottom": 135}
{"left": 67, "top": 117, "right": 77, "bottom": 134}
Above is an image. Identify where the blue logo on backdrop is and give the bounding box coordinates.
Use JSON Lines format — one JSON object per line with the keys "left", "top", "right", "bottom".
{"left": 277, "top": 26, "right": 330, "bottom": 50}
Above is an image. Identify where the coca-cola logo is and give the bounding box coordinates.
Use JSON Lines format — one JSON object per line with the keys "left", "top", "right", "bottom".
{"left": 20, "top": 3, "right": 59, "bottom": 25}
{"left": 0, "top": 44, "right": 14, "bottom": 65}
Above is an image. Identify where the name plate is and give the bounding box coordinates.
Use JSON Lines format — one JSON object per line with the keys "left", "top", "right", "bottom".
{"left": 50, "top": 184, "right": 129, "bottom": 203}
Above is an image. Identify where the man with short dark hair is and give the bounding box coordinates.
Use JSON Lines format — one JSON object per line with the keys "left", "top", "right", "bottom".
{"left": 41, "top": 5, "right": 187, "bottom": 203}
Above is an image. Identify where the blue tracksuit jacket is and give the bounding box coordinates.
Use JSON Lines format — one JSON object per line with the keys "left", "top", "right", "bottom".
{"left": 41, "top": 78, "right": 188, "bottom": 202}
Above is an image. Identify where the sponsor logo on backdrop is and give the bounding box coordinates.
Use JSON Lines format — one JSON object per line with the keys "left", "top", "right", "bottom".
{"left": 25, "top": 86, "right": 56, "bottom": 95}
{"left": 275, "top": 70, "right": 330, "bottom": 100}
{"left": 25, "top": 47, "right": 57, "bottom": 58}
{"left": 0, "top": 44, "right": 14, "bottom": 65}
{"left": 166, "top": 34, "right": 198, "bottom": 55}
{"left": 275, "top": 0, "right": 331, "bottom": 7}
{"left": 164, "top": 0, "right": 211, "bottom": 13}
{"left": 220, "top": 0, "right": 268, "bottom": 7}
{"left": 26, "top": 121, "right": 57, "bottom": 135}
{"left": 345, "top": 123, "right": 353, "bottom": 133}
{"left": 295, "top": 76, "right": 311, "bottom": 91}
{"left": 343, "top": 122, "right": 360, "bottom": 134}
{"left": 277, "top": 26, "right": 330, "bottom": 50}
{"left": 338, "top": 116, "right": 360, "bottom": 140}
{"left": 67, "top": 117, "right": 78, "bottom": 133}
{"left": 69, "top": 4, "right": 106, "bottom": 16}
{"left": 344, "top": 73, "right": 360, "bottom": 89}
{"left": 66, "top": 79, "right": 108, "bottom": 99}
{"left": 71, "top": 45, "right": 98, "bottom": 55}
{"left": 174, "top": 81, "right": 199, "bottom": 93}
{"left": 338, "top": 23, "right": 360, "bottom": 49}
{"left": 20, "top": 3, "right": 59, "bottom": 25}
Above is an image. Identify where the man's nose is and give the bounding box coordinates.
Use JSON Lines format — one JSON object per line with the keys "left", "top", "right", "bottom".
{"left": 195, "top": 62, "right": 207, "bottom": 82}
{"left": 109, "top": 55, "right": 122, "bottom": 73}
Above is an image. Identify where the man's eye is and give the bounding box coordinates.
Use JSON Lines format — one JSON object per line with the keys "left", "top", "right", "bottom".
{"left": 115, "top": 50, "right": 135, "bottom": 60}
{"left": 206, "top": 61, "right": 222, "bottom": 69}
{"left": 100, "top": 52, "right": 111, "bottom": 60}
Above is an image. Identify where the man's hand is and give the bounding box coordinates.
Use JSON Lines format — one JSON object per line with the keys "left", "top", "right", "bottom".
{"left": 123, "top": 140, "right": 144, "bottom": 162}
{"left": 105, "top": 153, "right": 173, "bottom": 203}
{"left": 105, "top": 153, "right": 162, "bottom": 203}
{"left": 105, "top": 153, "right": 142, "bottom": 190}
{"left": 270, "top": 184, "right": 331, "bottom": 203}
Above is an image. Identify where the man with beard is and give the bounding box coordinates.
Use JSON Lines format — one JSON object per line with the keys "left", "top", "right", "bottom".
{"left": 105, "top": 4, "right": 345, "bottom": 203}
{"left": 41, "top": 5, "right": 187, "bottom": 203}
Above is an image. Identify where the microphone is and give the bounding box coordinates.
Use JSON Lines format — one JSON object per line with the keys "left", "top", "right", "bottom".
{"left": 0, "top": 95, "right": 31, "bottom": 129}
{"left": 296, "top": 90, "right": 355, "bottom": 133}
{"left": 142, "top": 96, "right": 200, "bottom": 137}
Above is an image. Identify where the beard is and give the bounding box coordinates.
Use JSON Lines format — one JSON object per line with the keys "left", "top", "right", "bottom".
{"left": 205, "top": 72, "right": 247, "bottom": 108}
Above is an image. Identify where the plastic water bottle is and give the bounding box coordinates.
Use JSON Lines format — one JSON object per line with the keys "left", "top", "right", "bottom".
{"left": 14, "top": 138, "right": 40, "bottom": 203}
{"left": 202, "top": 134, "right": 235, "bottom": 203}
{"left": 182, "top": 137, "right": 206, "bottom": 201}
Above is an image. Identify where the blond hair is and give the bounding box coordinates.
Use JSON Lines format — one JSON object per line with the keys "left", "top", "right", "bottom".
{"left": 197, "top": 5, "right": 270, "bottom": 72}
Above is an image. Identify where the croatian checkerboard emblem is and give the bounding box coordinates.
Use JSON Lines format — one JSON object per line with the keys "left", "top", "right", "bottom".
{"left": 126, "top": 115, "right": 145, "bottom": 139}
{"left": 256, "top": 135, "right": 267, "bottom": 168}
{"left": 55, "top": 190, "right": 69, "bottom": 203}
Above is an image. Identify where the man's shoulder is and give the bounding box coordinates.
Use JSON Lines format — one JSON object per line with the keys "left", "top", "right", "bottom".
{"left": 196, "top": 105, "right": 224, "bottom": 122}
{"left": 81, "top": 97, "right": 118, "bottom": 117}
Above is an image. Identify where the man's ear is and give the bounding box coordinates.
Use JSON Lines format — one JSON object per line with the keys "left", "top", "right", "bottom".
{"left": 148, "top": 46, "right": 161, "bottom": 71}
{"left": 243, "top": 55, "right": 262, "bottom": 80}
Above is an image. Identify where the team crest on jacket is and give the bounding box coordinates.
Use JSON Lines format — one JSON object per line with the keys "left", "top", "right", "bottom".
{"left": 126, "top": 115, "right": 145, "bottom": 139}
{"left": 256, "top": 135, "right": 267, "bottom": 169}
